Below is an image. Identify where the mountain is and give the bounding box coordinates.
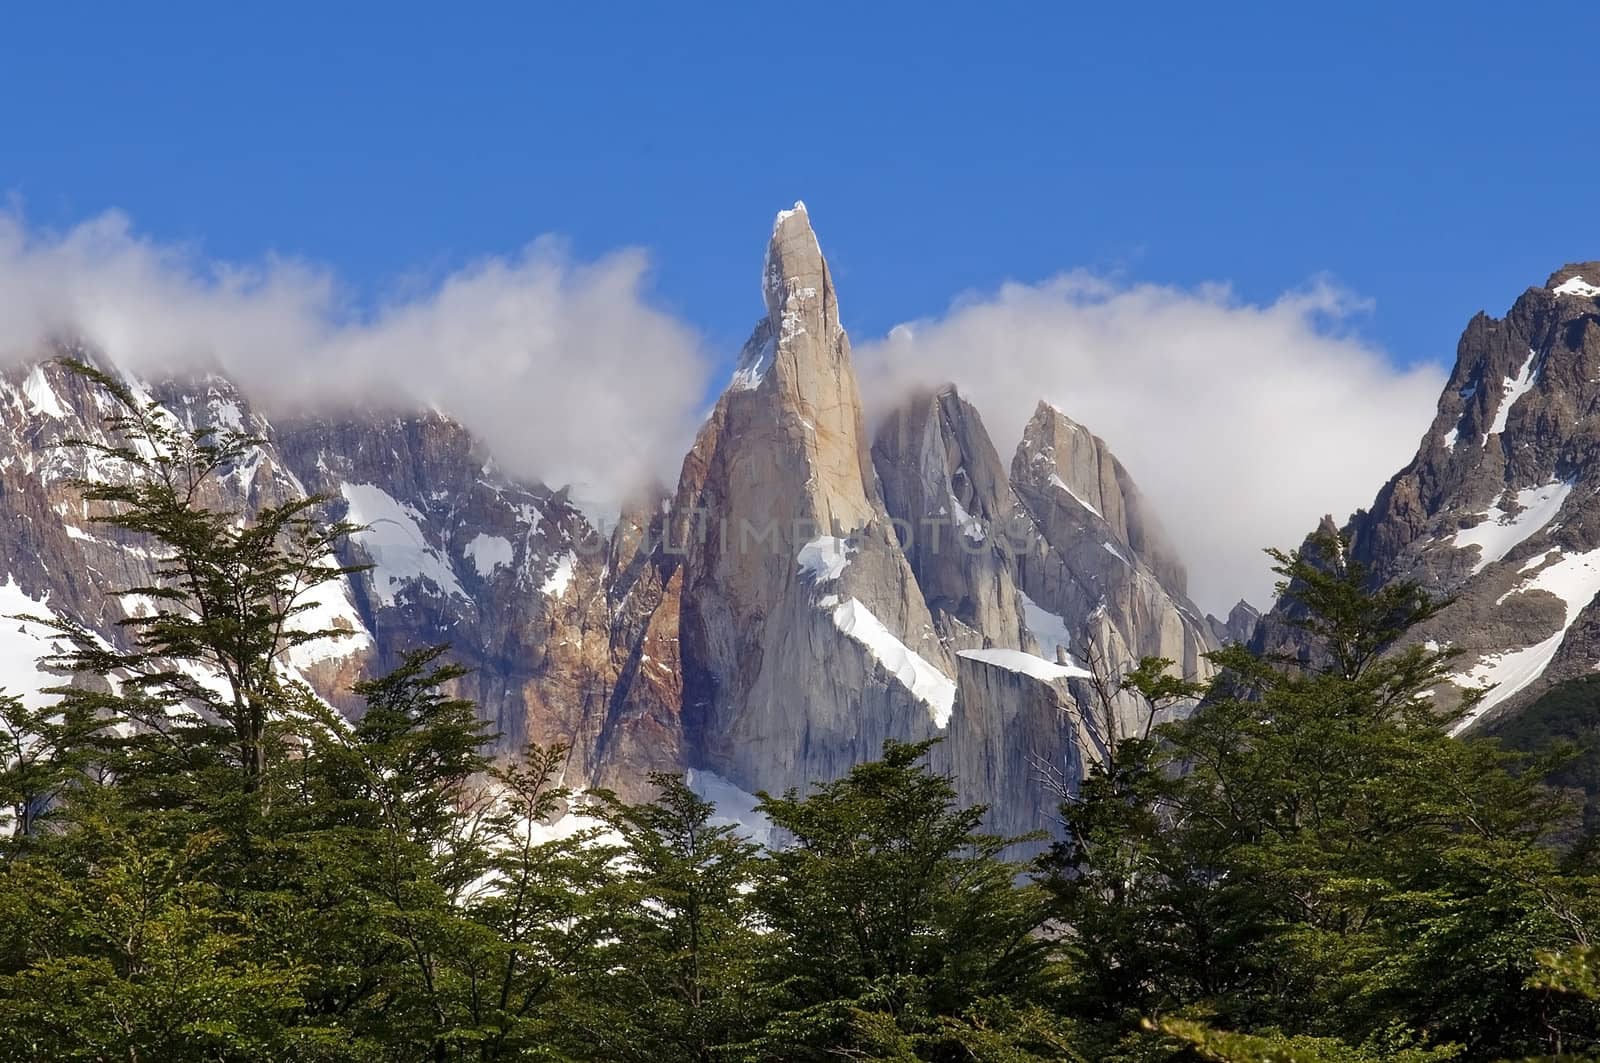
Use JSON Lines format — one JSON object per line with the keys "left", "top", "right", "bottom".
{"left": 1282, "top": 263, "right": 1600, "bottom": 732}
{"left": 0, "top": 204, "right": 1213, "bottom": 838}
{"left": 1006, "top": 401, "right": 1219, "bottom": 736}
{"left": 1207, "top": 600, "right": 1261, "bottom": 646}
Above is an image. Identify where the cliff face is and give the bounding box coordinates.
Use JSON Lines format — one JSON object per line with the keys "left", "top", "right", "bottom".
{"left": 0, "top": 204, "right": 1218, "bottom": 836}
{"left": 275, "top": 417, "right": 691, "bottom": 800}
{"left": 671, "top": 204, "right": 950, "bottom": 796}
{"left": 1008, "top": 402, "right": 1219, "bottom": 736}
{"left": 872, "top": 384, "right": 1030, "bottom": 653}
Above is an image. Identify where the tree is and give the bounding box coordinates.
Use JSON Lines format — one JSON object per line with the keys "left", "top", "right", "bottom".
{"left": 46, "top": 358, "right": 367, "bottom": 790}
{"left": 0, "top": 360, "right": 410, "bottom": 1058}
{"left": 412, "top": 743, "right": 630, "bottom": 1060}
{"left": 0, "top": 822, "right": 314, "bottom": 1061}
{"left": 1047, "top": 532, "right": 1600, "bottom": 1060}
{"left": 750, "top": 739, "right": 1069, "bottom": 1060}
{"left": 575, "top": 774, "right": 766, "bottom": 1061}
{"left": 0, "top": 690, "right": 106, "bottom": 845}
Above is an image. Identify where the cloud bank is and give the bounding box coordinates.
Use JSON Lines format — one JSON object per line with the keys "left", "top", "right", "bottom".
{"left": 854, "top": 273, "right": 1446, "bottom": 614}
{"left": 0, "top": 210, "right": 711, "bottom": 511}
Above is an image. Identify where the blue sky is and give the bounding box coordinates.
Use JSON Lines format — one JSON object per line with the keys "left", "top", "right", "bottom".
{"left": 5, "top": 2, "right": 1597, "bottom": 365}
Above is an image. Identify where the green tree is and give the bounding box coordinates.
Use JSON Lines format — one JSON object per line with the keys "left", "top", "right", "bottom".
{"left": 0, "top": 360, "right": 468, "bottom": 1059}
{"left": 1047, "top": 532, "right": 1600, "bottom": 1061}
{"left": 45, "top": 359, "right": 367, "bottom": 789}
{"left": 0, "top": 824, "right": 314, "bottom": 1061}
{"left": 0, "top": 690, "right": 107, "bottom": 845}
{"left": 448, "top": 743, "right": 630, "bottom": 1059}
{"left": 570, "top": 774, "right": 767, "bottom": 1061}
{"left": 749, "top": 739, "right": 1070, "bottom": 1061}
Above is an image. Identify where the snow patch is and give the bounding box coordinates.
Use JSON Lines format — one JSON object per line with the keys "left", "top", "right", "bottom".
{"left": 949, "top": 494, "right": 985, "bottom": 542}
{"left": 684, "top": 769, "right": 779, "bottom": 847}
{"left": 1454, "top": 545, "right": 1600, "bottom": 734}
{"left": 283, "top": 565, "right": 373, "bottom": 671}
{"left": 1450, "top": 633, "right": 1565, "bottom": 736}
{"left": 1049, "top": 475, "right": 1102, "bottom": 519}
{"left": 207, "top": 397, "right": 245, "bottom": 432}
{"left": 830, "top": 597, "right": 956, "bottom": 727}
{"left": 1102, "top": 541, "right": 1131, "bottom": 565}
{"left": 1451, "top": 479, "right": 1572, "bottom": 574}
{"left": 541, "top": 553, "right": 576, "bottom": 598}
{"left": 958, "top": 647, "right": 1090, "bottom": 683}
{"left": 797, "top": 535, "right": 854, "bottom": 582}
{"left": 729, "top": 333, "right": 775, "bottom": 392}
{"left": 1483, "top": 349, "right": 1539, "bottom": 445}
{"left": 1552, "top": 276, "right": 1600, "bottom": 298}
{"left": 0, "top": 579, "right": 70, "bottom": 708}
{"left": 465, "top": 533, "right": 515, "bottom": 578}
{"left": 22, "top": 365, "right": 67, "bottom": 419}
{"left": 339, "top": 483, "right": 466, "bottom": 604}
{"left": 1022, "top": 593, "right": 1073, "bottom": 660}
{"left": 1497, "top": 546, "right": 1600, "bottom": 620}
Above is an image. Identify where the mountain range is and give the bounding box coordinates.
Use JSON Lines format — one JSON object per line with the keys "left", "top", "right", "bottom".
{"left": 1, "top": 204, "right": 1596, "bottom": 837}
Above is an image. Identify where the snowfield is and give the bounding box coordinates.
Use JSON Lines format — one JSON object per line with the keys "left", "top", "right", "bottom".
{"left": 830, "top": 597, "right": 956, "bottom": 727}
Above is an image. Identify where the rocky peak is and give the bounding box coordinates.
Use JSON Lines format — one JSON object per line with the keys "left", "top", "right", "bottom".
{"left": 673, "top": 204, "right": 947, "bottom": 794}
{"left": 762, "top": 202, "right": 832, "bottom": 323}
{"left": 1013, "top": 401, "right": 1189, "bottom": 593}
{"left": 1208, "top": 599, "right": 1262, "bottom": 646}
{"left": 1007, "top": 398, "right": 1217, "bottom": 737}
{"left": 1288, "top": 261, "right": 1600, "bottom": 730}
{"left": 872, "top": 384, "right": 1029, "bottom": 651}
{"left": 715, "top": 201, "right": 878, "bottom": 535}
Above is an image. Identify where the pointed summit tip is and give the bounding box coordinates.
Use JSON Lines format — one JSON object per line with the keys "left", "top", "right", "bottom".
{"left": 761, "top": 200, "right": 827, "bottom": 317}
{"left": 1032, "top": 398, "right": 1075, "bottom": 424}
{"left": 772, "top": 200, "right": 809, "bottom": 233}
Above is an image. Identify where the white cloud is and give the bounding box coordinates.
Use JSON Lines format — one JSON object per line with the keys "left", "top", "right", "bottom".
{"left": 0, "top": 209, "right": 711, "bottom": 512}
{"left": 854, "top": 272, "right": 1446, "bottom": 614}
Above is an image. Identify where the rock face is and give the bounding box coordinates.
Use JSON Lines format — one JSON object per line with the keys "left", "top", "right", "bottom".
{"left": 1277, "top": 263, "right": 1600, "bottom": 732}
{"left": 1208, "top": 600, "right": 1262, "bottom": 646}
{"left": 276, "top": 413, "right": 602, "bottom": 755}
{"left": 0, "top": 203, "right": 1218, "bottom": 837}
{"left": 672, "top": 204, "right": 950, "bottom": 797}
{"left": 1008, "top": 402, "right": 1219, "bottom": 736}
{"left": 872, "top": 385, "right": 1030, "bottom": 653}
{"left": 941, "top": 649, "right": 1101, "bottom": 846}
{"left": 271, "top": 413, "right": 694, "bottom": 798}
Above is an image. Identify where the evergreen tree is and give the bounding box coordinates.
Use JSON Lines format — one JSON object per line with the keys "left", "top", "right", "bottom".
{"left": 1047, "top": 532, "right": 1600, "bottom": 1061}
{"left": 0, "top": 690, "right": 104, "bottom": 845}
{"left": 44, "top": 358, "right": 367, "bottom": 789}
{"left": 574, "top": 774, "right": 766, "bottom": 1061}
{"left": 449, "top": 743, "right": 630, "bottom": 1059}
{"left": 749, "top": 739, "right": 1070, "bottom": 1061}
